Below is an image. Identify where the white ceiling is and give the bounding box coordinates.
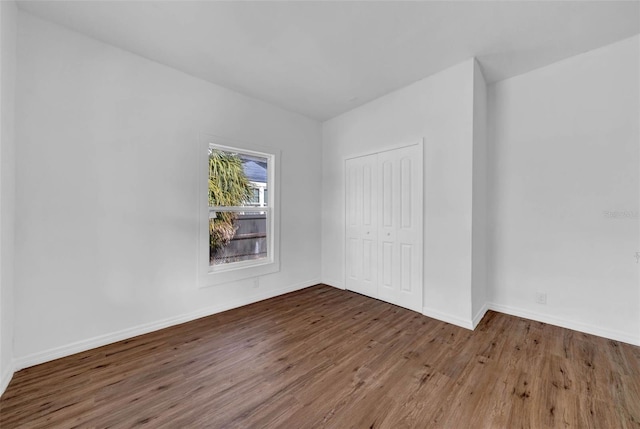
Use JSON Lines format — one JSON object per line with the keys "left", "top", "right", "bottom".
{"left": 17, "top": 1, "right": 640, "bottom": 121}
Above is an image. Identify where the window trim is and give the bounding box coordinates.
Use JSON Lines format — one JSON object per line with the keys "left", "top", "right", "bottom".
{"left": 198, "top": 135, "right": 280, "bottom": 288}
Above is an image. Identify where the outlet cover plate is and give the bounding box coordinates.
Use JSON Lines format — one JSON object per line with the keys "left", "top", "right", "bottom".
{"left": 536, "top": 292, "right": 547, "bottom": 305}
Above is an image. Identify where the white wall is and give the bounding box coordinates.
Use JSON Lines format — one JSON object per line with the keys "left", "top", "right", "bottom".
{"left": 13, "top": 12, "right": 322, "bottom": 366}
{"left": 322, "top": 59, "right": 478, "bottom": 328}
{"left": 0, "top": 0, "right": 17, "bottom": 396}
{"left": 7, "top": 8, "right": 638, "bottom": 381}
{"left": 488, "top": 35, "right": 640, "bottom": 345}
{"left": 471, "top": 59, "right": 488, "bottom": 327}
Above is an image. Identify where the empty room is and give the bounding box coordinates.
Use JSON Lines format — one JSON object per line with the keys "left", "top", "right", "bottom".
{"left": 0, "top": 1, "right": 639, "bottom": 427}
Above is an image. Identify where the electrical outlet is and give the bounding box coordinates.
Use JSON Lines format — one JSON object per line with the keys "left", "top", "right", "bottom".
{"left": 536, "top": 292, "right": 547, "bottom": 305}
{"left": 253, "top": 277, "right": 260, "bottom": 289}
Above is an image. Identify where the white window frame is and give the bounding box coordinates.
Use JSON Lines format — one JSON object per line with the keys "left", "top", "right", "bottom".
{"left": 199, "top": 135, "right": 280, "bottom": 287}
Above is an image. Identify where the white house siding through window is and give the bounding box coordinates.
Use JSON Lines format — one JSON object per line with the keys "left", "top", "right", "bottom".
{"left": 242, "top": 158, "right": 268, "bottom": 207}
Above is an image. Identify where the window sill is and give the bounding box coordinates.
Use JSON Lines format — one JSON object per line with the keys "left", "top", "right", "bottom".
{"left": 201, "top": 260, "right": 280, "bottom": 288}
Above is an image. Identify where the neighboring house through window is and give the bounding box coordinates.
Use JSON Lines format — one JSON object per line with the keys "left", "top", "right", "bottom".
{"left": 243, "top": 158, "right": 268, "bottom": 207}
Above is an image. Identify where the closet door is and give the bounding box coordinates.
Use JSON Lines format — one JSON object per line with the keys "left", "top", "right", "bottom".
{"left": 377, "top": 144, "right": 423, "bottom": 312}
{"left": 345, "top": 153, "right": 378, "bottom": 299}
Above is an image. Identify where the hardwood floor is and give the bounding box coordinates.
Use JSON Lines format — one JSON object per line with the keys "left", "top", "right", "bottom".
{"left": 1, "top": 284, "right": 639, "bottom": 428}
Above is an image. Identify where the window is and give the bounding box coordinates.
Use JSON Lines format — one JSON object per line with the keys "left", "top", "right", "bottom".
{"left": 209, "top": 149, "right": 269, "bottom": 266}
{"left": 200, "top": 136, "right": 280, "bottom": 287}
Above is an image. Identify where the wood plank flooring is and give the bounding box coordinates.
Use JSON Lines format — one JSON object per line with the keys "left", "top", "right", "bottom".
{"left": 1, "top": 284, "right": 639, "bottom": 428}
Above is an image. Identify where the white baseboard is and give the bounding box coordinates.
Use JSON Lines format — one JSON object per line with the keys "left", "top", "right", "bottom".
{"left": 13, "top": 278, "right": 320, "bottom": 371}
{"left": 487, "top": 302, "right": 640, "bottom": 347}
{"left": 320, "top": 277, "right": 345, "bottom": 290}
{"left": 11, "top": 282, "right": 638, "bottom": 374}
{"left": 322, "top": 280, "right": 345, "bottom": 290}
{"left": 422, "top": 306, "right": 474, "bottom": 330}
{"left": 472, "top": 303, "right": 489, "bottom": 329}
{"left": 0, "top": 361, "right": 14, "bottom": 398}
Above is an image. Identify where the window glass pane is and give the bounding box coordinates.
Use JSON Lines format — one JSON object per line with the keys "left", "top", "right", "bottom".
{"left": 210, "top": 210, "right": 268, "bottom": 266}
{"left": 208, "top": 148, "right": 268, "bottom": 208}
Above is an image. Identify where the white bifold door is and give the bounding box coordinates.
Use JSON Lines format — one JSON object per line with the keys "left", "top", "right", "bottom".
{"left": 345, "top": 143, "right": 423, "bottom": 313}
